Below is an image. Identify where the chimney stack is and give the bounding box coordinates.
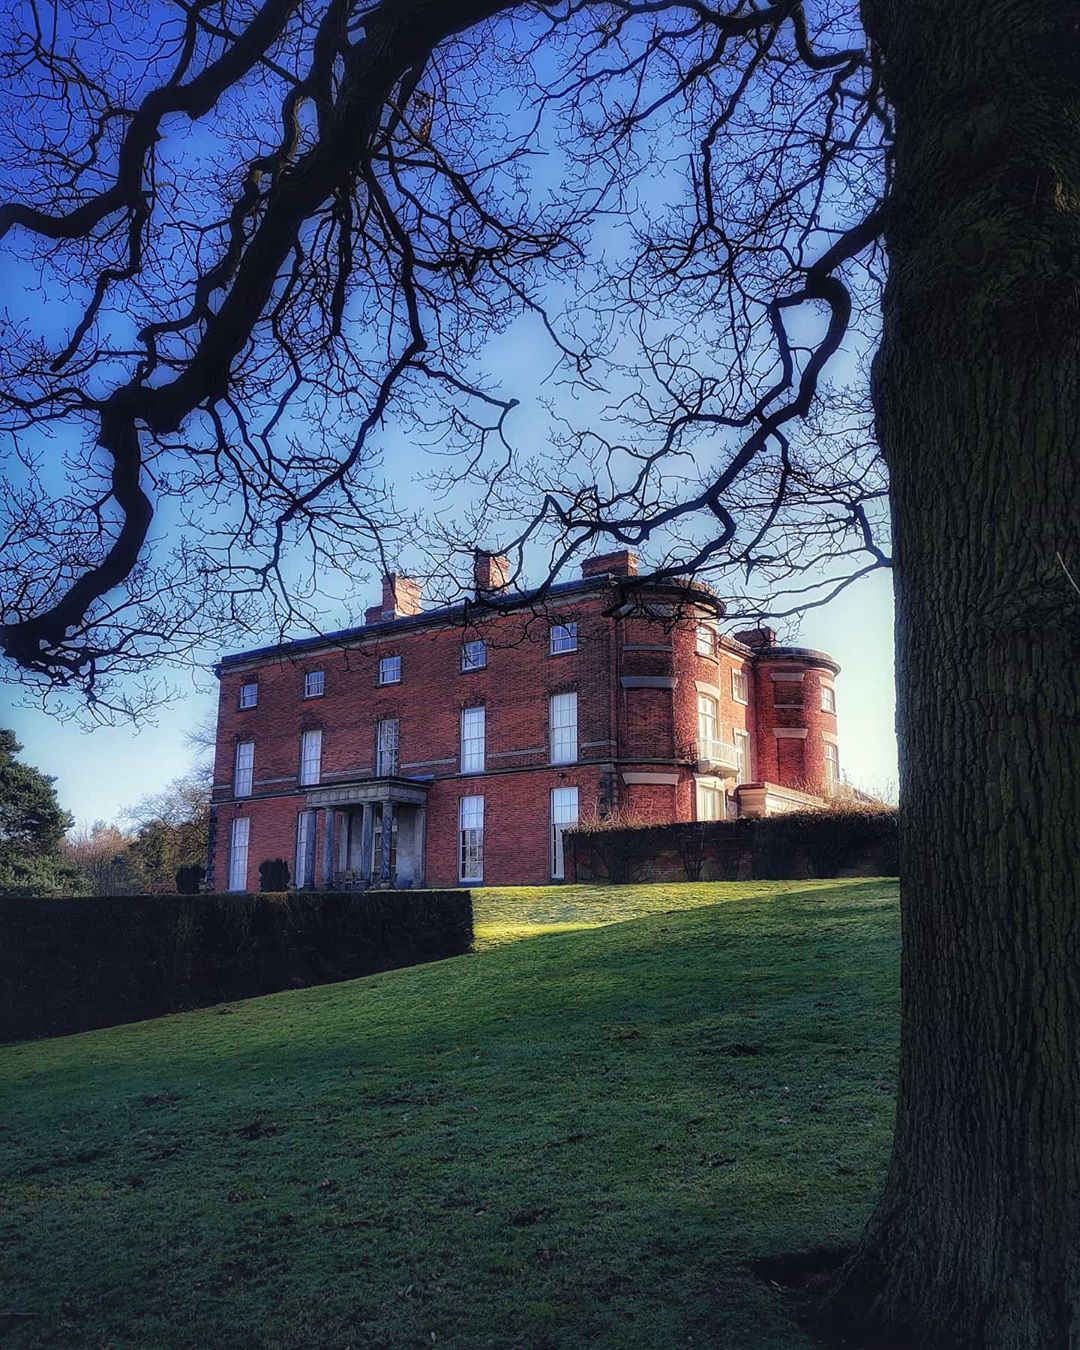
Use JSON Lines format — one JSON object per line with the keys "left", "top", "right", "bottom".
{"left": 473, "top": 550, "right": 510, "bottom": 596}
{"left": 732, "top": 626, "right": 777, "bottom": 650}
{"left": 581, "top": 549, "right": 639, "bottom": 579}
{"left": 369, "top": 572, "right": 422, "bottom": 622}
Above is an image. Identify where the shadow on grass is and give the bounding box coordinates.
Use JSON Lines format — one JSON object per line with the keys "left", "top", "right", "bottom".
{"left": 0, "top": 881, "right": 901, "bottom": 1350}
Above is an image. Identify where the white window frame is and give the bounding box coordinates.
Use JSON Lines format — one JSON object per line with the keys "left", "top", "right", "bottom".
{"left": 695, "top": 624, "right": 716, "bottom": 657}
{"left": 378, "top": 655, "right": 401, "bottom": 686}
{"left": 731, "top": 668, "right": 749, "bottom": 704}
{"left": 696, "top": 692, "right": 718, "bottom": 746}
{"left": 459, "top": 795, "right": 484, "bottom": 883}
{"left": 376, "top": 718, "right": 399, "bottom": 776}
{"left": 294, "top": 810, "right": 316, "bottom": 889}
{"left": 550, "top": 786, "right": 579, "bottom": 880}
{"left": 824, "top": 741, "right": 840, "bottom": 790}
{"left": 299, "top": 728, "right": 322, "bottom": 786}
{"left": 238, "top": 682, "right": 258, "bottom": 709}
{"left": 696, "top": 782, "right": 725, "bottom": 821}
{"left": 734, "top": 729, "right": 752, "bottom": 782}
{"left": 461, "top": 640, "right": 487, "bottom": 672}
{"left": 304, "top": 669, "right": 325, "bottom": 699}
{"left": 233, "top": 740, "right": 254, "bottom": 797}
{"left": 460, "top": 706, "right": 486, "bottom": 774}
{"left": 821, "top": 683, "right": 837, "bottom": 713}
{"left": 549, "top": 622, "right": 578, "bottom": 655}
{"left": 228, "top": 816, "right": 250, "bottom": 892}
{"left": 549, "top": 691, "right": 578, "bottom": 765}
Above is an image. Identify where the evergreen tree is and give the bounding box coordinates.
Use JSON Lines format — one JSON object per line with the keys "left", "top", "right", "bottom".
{"left": 0, "top": 730, "right": 82, "bottom": 897}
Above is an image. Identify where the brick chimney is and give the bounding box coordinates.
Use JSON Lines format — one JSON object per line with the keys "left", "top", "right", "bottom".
{"left": 732, "top": 626, "right": 777, "bottom": 649}
{"left": 581, "top": 550, "right": 639, "bottom": 579}
{"left": 473, "top": 550, "right": 510, "bottom": 596}
{"left": 371, "top": 572, "right": 422, "bottom": 621}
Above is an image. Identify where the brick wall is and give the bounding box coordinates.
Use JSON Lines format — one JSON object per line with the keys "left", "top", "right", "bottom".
{"left": 752, "top": 652, "right": 840, "bottom": 794}
{"left": 209, "top": 572, "right": 842, "bottom": 887}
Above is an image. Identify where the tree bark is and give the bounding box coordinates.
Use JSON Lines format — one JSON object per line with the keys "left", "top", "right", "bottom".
{"left": 829, "top": 2, "right": 1080, "bottom": 1346}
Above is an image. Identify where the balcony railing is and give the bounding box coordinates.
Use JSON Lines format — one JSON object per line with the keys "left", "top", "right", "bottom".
{"left": 696, "top": 737, "right": 742, "bottom": 775}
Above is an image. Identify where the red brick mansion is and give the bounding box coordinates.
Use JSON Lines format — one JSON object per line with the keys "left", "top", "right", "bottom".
{"left": 208, "top": 550, "right": 841, "bottom": 890}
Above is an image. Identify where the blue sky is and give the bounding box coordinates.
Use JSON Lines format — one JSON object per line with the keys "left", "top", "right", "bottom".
{"left": 0, "top": 4, "right": 897, "bottom": 825}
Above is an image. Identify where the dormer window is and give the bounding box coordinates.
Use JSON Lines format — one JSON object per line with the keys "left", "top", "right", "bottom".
{"left": 550, "top": 622, "right": 578, "bottom": 655}
{"left": 304, "top": 670, "right": 325, "bottom": 699}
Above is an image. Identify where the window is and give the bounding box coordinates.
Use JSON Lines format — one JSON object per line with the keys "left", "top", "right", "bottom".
{"left": 773, "top": 679, "right": 803, "bottom": 707}
{"left": 821, "top": 683, "right": 836, "bottom": 713}
{"left": 549, "top": 622, "right": 578, "bottom": 654}
{"left": 376, "top": 718, "right": 399, "bottom": 776}
{"left": 459, "top": 796, "right": 484, "bottom": 882}
{"left": 460, "top": 706, "right": 485, "bottom": 773}
{"left": 550, "top": 786, "right": 579, "bottom": 879}
{"left": 731, "top": 668, "right": 748, "bottom": 704}
{"left": 233, "top": 740, "right": 254, "bottom": 797}
{"left": 228, "top": 816, "right": 250, "bottom": 892}
{"left": 294, "top": 811, "right": 316, "bottom": 889}
{"left": 695, "top": 624, "right": 716, "bottom": 657}
{"left": 696, "top": 693, "right": 718, "bottom": 752}
{"left": 239, "top": 682, "right": 258, "bottom": 709}
{"left": 461, "top": 640, "right": 487, "bottom": 672}
{"left": 697, "top": 783, "right": 725, "bottom": 821}
{"left": 549, "top": 691, "right": 578, "bottom": 764}
{"left": 734, "top": 729, "right": 751, "bottom": 782}
{"left": 299, "top": 729, "right": 322, "bottom": 786}
{"left": 824, "top": 741, "right": 840, "bottom": 790}
{"left": 304, "top": 670, "right": 325, "bottom": 699}
{"left": 379, "top": 655, "right": 401, "bottom": 685}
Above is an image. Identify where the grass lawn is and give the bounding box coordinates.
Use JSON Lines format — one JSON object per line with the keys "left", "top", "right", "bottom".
{"left": 0, "top": 879, "right": 899, "bottom": 1349}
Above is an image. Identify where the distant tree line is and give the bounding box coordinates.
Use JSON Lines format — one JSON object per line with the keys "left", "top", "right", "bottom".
{"left": 0, "top": 729, "right": 208, "bottom": 898}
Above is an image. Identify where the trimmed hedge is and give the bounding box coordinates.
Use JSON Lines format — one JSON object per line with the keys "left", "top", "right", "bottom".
{"left": 569, "top": 809, "right": 898, "bottom": 885}
{"left": 0, "top": 889, "right": 473, "bottom": 1044}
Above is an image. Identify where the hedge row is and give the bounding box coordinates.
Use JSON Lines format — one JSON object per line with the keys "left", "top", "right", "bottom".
{"left": 568, "top": 808, "right": 898, "bottom": 884}
{"left": 0, "top": 889, "right": 473, "bottom": 1044}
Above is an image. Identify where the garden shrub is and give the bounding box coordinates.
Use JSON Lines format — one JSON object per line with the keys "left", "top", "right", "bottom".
{"left": 258, "top": 857, "right": 290, "bottom": 891}
{"left": 175, "top": 863, "right": 206, "bottom": 894}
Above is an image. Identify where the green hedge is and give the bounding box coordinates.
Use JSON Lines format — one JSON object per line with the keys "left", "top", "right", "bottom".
{"left": 569, "top": 809, "right": 898, "bottom": 884}
{"left": 0, "top": 889, "right": 473, "bottom": 1044}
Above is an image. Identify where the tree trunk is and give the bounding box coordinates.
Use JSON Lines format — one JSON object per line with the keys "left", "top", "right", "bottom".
{"left": 829, "top": 3, "right": 1080, "bottom": 1346}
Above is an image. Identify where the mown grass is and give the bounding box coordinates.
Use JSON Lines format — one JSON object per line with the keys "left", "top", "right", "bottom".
{"left": 471, "top": 878, "right": 871, "bottom": 948}
{"left": 0, "top": 879, "right": 899, "bottom": 1349}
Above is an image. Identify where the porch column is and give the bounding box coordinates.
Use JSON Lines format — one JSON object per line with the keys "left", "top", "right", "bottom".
{"left": 414, "top": 806, "right": 426, "bottom": 887}
{"left": 378, "top": 801, "right": 395, "bottom": 886}
{"left": 337, "top": 811, "right": 350, "bottom": 872}
{"left": 321, "top": 808, "right": 336, "bottom": 889}
{"left": 359, "top": 803, "right": 375, "bottom": 885}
